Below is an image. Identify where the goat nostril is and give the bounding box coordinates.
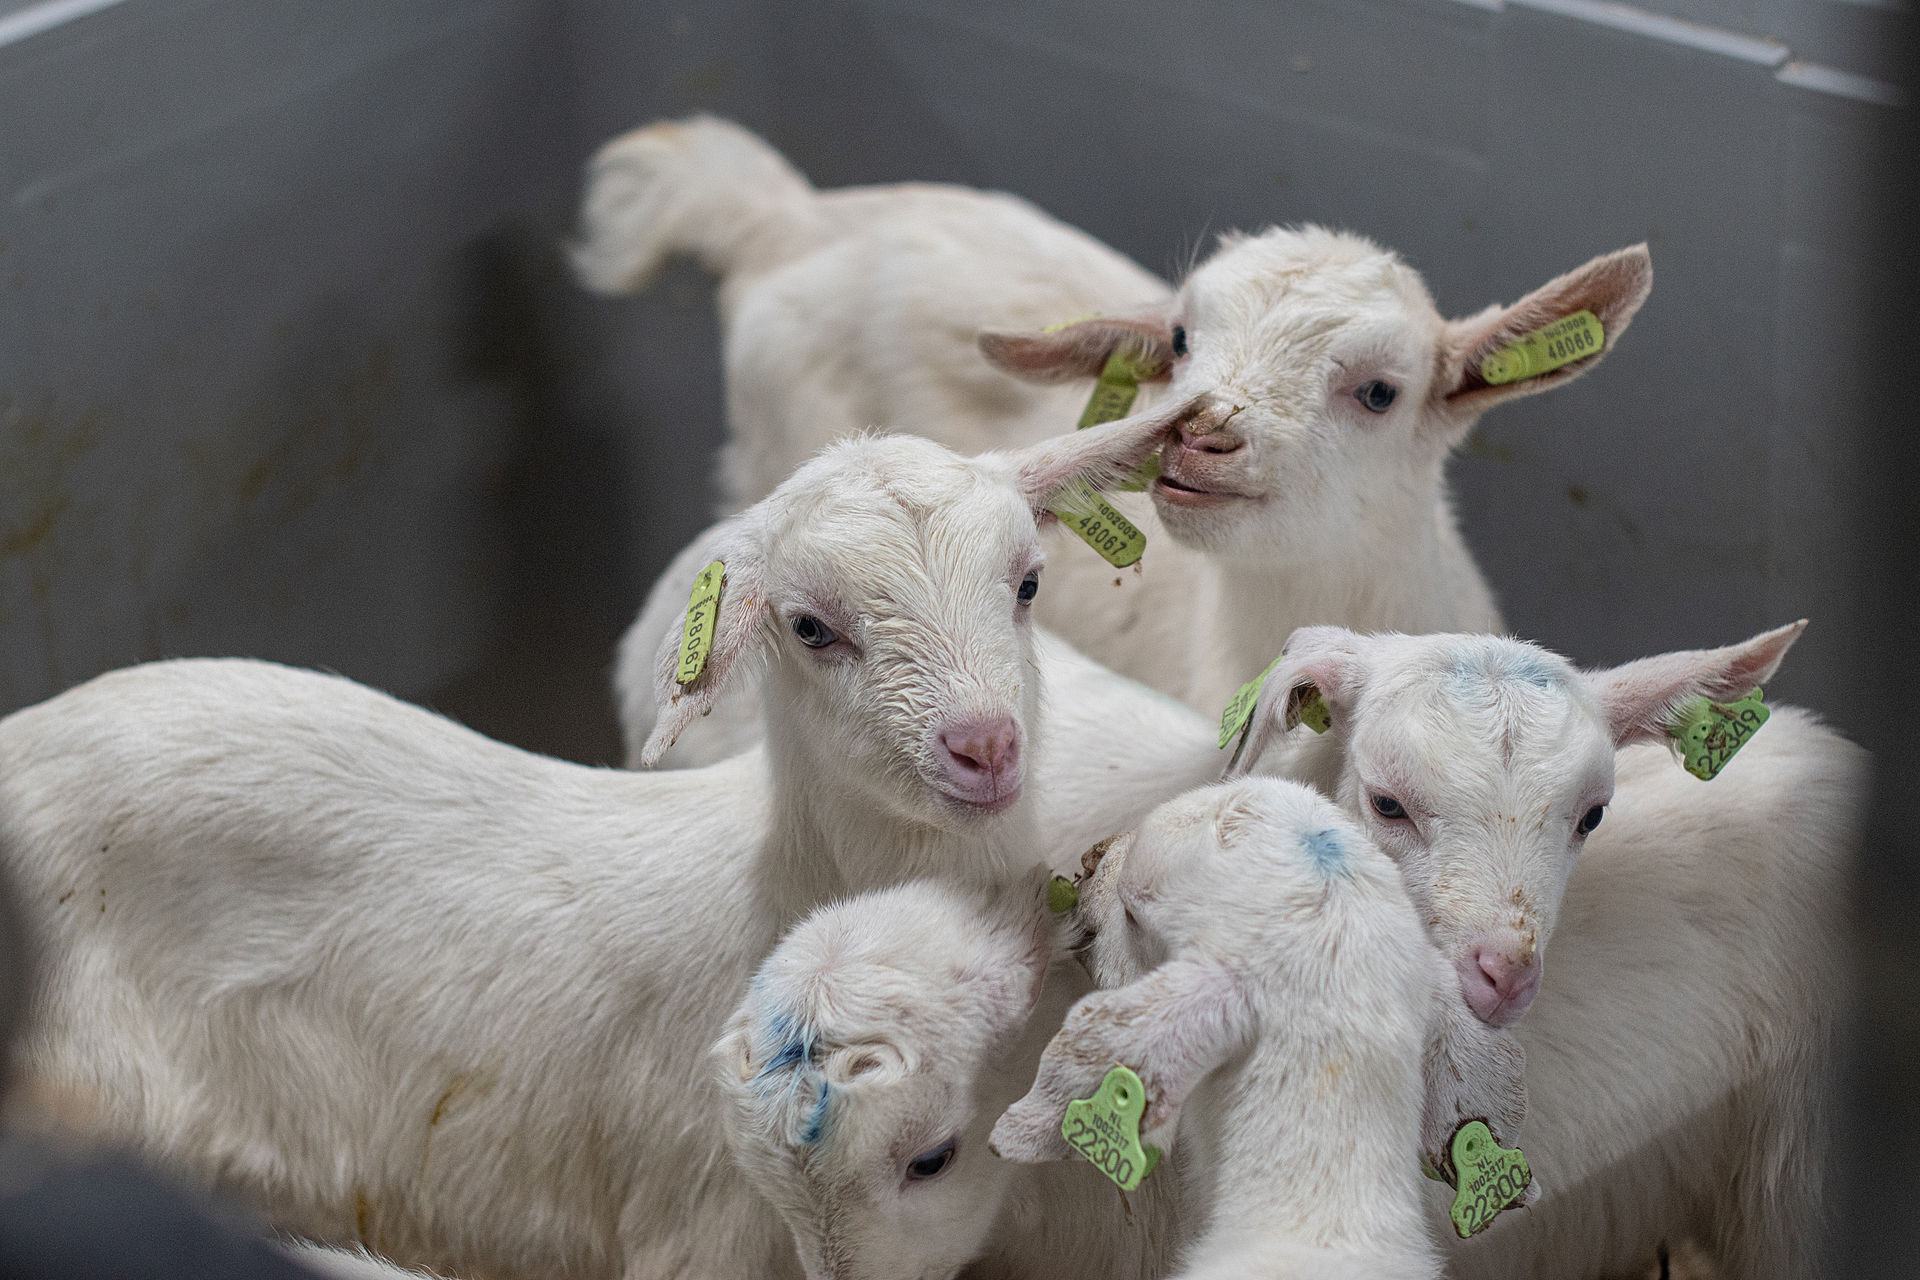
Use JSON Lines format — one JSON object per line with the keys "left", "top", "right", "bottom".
{"left": 939, "top": 720, "right": 1020, "bottom": 777}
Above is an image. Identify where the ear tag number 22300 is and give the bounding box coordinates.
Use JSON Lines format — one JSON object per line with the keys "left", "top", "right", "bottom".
{"left": 1667, "top": 687, "right": 1769, "bottom": 781}
{"left": 675, "top": 560, "right": 725, "bottom": 686}
{"left": 1062, "top": 1065, "right": 1161, "bottom": 1192}
{"left": 1446, "top": 1119, "right": 1531, "bottom": 1239}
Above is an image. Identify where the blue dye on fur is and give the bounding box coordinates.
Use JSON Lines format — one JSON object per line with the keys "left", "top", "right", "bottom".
{"left": 1301, "top": 827, "right": 1346, "bottom": 874}
{"left": 800, "top": 1081, "right": 831, "bottom": 1145}
{"left": 1449, "top": 644, "right": 1564, "bottom": 694}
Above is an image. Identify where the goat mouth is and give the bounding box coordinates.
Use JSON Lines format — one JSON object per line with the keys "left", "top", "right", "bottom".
{"left": 933, "top": 781, "right": 1023, "bottom": 816}
{"left": 1152, "top": 474, "right": 1254, "bottom": 507}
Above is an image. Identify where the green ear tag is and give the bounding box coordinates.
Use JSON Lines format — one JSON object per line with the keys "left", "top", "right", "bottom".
{"left": 1217, "top": 665, "right": 1332, "bottom": 753}
{"left": 1668, "top": 688, "right": 1769, "bottom": 781}
{"left": 1050, "top": 481, "right": 1148, "bottom": 568}
{"left": 1062, "top": 1065, "right": 1160, "bottom": 1192}
{"left": 1075, "top": 349, "right": 1147, "bottom": 431}
{"left": 1075, "top": 349, "right": 1164, "bottom": 493}
{"left": 675, "top": 560, "right": 725, "bottom": 686}
{"left": 1047, "top": 875, "right": 1080, "bottom": 915}
{"left": 1480, "top": 310, "right": 1605, "bottom": 386}
{"left": 1218, "top": 656, "right": 1284, "bottom": 751}
{"left": 1446, "top": 1120, "right": 1531, "bottom": 1239}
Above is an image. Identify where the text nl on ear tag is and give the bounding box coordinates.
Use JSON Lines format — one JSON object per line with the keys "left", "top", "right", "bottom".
{"left": 1668, "top": 688, "right": 1769, "bottom": 781}
{"left": 1062, "top": 1065, "right": 1161, "bottom": 1192}
{"left": 675, "top": 560, "right": 725, "bottom": 686}
{"left": 1445, "top": 1120, "right": 1531, "bottom": 1239}
{"left": 1479, "top": 310, "right": 1605, "bottom": 386}
{"left": 1050, "top": 480, "right": 1148, "bottom": 569}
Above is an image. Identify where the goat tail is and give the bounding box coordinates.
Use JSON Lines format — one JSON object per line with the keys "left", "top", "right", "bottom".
{"left": 571, "top": 115, "right": 818, "bottom": 294}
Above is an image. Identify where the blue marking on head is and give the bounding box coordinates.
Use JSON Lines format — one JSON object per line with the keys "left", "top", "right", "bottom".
{"left": 1301, "top": 827, "right": 1347, "bottom": 874}
{"left": 800, "top": 1080, "right": 831, "bottom": 1145}
{"left": 1447, "top": 642, "right": 1565, "bottom": 695}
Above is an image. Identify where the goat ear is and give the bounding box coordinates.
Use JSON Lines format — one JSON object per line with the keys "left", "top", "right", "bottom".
{"left": 640, "top": 519, "right": 770, "bottom": 766}
{"left": 1421, "top": 981, "right": 1530, "bottom": 1188}
{"left": 1583, "top": 620, "right": 1806, "bottom": 749}
{"left": 822, "top": 1040, "right": 910, "bottom": 1087}
{"left": 979, "top": 312, "right": 1175, "bottom": 385}
{"left": 1001, "top": 395, "right": 1196, "bottom": 513}
{"left": 1433, "top": 244, "right": 1652, "bottom": 429}
{"left": 988, "top": 956, "right": 1251, "bottom": 1163}
{"left": 1221, "top": 626, "right": 1369, "bottom": 778}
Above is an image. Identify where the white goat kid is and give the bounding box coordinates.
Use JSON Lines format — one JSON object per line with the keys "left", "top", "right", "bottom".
{"left": 578, "top": 115, "right": 1653, "bottom": 765}
{"left": 715, "top": 876, "right": 1173, "bottom": 1280}
{"left": 991, "top": 779, "right": 1530, "bottom": 1280}
{"left": 0, "top": 418, "right": 1174, "bottom": 1280}
{"left": 1215, "top": 624, "right": 1860, "bottom": 1278}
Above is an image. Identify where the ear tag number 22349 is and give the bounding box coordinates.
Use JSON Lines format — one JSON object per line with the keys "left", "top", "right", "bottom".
{"left": 1062, "top": 1065, "right": 1161, "bottom": 1192}
{"left": 675, "top": 560, "right": 725, "bottom": 686}
{"left": 1447, "top": 1120, "right": 1531, "bottom": 1239}
{"left": 1668, "top": 688, "right": 1769, "bottom": 781}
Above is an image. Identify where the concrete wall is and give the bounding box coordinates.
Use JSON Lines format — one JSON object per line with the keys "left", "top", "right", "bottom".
{"left": 1, "top": 0, "right": 1905, "bottom": 762}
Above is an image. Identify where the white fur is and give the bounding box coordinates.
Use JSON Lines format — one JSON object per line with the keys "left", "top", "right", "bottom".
{"left": 284, "top": 1243, "right": 452, "bottom": 1279}
{"left": 0, "top": 425, "right": 1174, "bottom": 1280}
{"left": 714, "top": 876, "right": 1175, "bottom": 1280}
{"left": 1010, "top": 622, "right": 1854, "bottom": 1278}
{"left": 579, "top": 116, "right": 1652, "bottom": 764}
{"left": 991, "top": 779, "right": 1528, "bottom": 1279}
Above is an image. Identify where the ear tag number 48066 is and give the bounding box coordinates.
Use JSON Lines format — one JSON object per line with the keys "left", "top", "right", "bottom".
{"left": 1062, "top": 1065, "right": 1160, "bottom": 1192}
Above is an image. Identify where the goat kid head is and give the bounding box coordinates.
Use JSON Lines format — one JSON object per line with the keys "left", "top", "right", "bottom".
{"left": 982, "top": 229, "right": 1652, "bottom": 563}
{"left": 642, "top": 404, "right": 1189, "bottom": 827}
{"left": 1226, "top": 621, "right": 1807, "bottom": 1027}
{"left": 714, "top": 877, "right": 1057, "bottom": 1280}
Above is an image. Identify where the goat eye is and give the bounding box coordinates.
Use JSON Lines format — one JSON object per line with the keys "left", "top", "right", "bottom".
{"left": 1577, "top": 805, "right": 1605, "bottom": 836}
{"left": 906, "top": 1139, "right": 956, "bottom": 1181}
{"left": 1355, "top": 380, "right": 1398, "bottom": 413}
{"left": 791, "top": 615, "right": 836, "bottom": 648}
{"left": 1017, "top": 570, "right": 1040, "bottom": 605}
{"left": 1171, "top": 325, "right": 1189, "bottom": 358}
{"left": 1370, "top": 795, "right": 1408, "bottom": 820}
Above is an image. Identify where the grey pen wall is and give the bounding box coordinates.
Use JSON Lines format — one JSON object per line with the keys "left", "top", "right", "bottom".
{"left": 0, "top": 0, "right": 1903, "bottom": 762}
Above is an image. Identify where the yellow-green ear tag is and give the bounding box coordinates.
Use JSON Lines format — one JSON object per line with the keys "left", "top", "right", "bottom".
{"left": 1446, "top": 1120, "right": 1531, "bottom": 1239}
{"left": 1047, "top": 875, "right": 1080, "bottom": 915}
{"left": 675, "top": 560, "right": 725, "bottom": 686}
{"left": 1217, "top": 664, "right": 1332, "bottom": 753}
{"left": 1668, "top": 688, "right": 1769, "bottom": 781}
{"left": 1479, "top": 310, "right": 1605, "bottom": 386}
{"left": 1050, "top": 481, "right": 1148, "bottom": 568}
{"left": 1062, "top": 1065, "right": 1160, "bottom": 1191}
{"left": 1077, "top": 349, "right": 1164, "bottom": 493}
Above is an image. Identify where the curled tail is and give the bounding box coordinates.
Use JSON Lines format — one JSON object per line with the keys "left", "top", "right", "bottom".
{"left": 571, "top": 115, "right": 818, "bottom": 294}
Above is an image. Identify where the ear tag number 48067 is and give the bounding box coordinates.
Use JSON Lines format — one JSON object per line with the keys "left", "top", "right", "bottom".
{"left": 1049, "top": 345, "right": 1161, "bottom": 567}
{"left": 1062, "top": 1065, "right": 1160, "bottom": 1192}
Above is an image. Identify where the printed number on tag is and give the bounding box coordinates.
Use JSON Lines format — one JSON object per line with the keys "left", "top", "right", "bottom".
{"left": 1668, "top": 688, "right": 1769, "bottom": 781}
{"left": 1446, "top": 1120, "right": 1531, "bottom": 1239}
{"left": 1061, "top": 1065, "right": 1161, "bottom": 1192}
{"left": 676, "top": 560, "right": 725, "bottom": 686}
{"left": 1480, "top": 311, "right": 1605, "bottom": 386}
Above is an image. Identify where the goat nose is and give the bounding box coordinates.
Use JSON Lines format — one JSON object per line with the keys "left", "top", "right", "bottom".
{"left": 938, "top": 718, "right": 1020, "bottom": 778}
{"left": 1175, "top": 402, "right": 1246, "bottom": 453}
{"left": 1457, "top": 945, "right": 1541, "bottom": 1028}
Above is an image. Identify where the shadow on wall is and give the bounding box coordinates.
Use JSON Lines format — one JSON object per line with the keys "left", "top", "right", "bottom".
{"left": 428, "top": 223, "right": 642, "bottom": 768}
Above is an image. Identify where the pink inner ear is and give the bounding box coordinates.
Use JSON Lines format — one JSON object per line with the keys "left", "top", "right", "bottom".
{"left": 1589, "top": 620, "right": 1805, "bottom": 747}
{"left": 978, "top": 315, "right": 1174, "bottom": 384}
{"left": 1441, "top": 245, "right": 1652, "bottom": 406}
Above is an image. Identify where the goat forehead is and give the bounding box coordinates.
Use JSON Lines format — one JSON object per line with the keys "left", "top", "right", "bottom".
{"left": 1191, "top": 227, "right": 1438, "bottom": 330}
{"left": 1360, "top": 673, "right": 1602, "bottom": 800}
{"left": 773, "top": 489, "right": 1030, "bottom": 612}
